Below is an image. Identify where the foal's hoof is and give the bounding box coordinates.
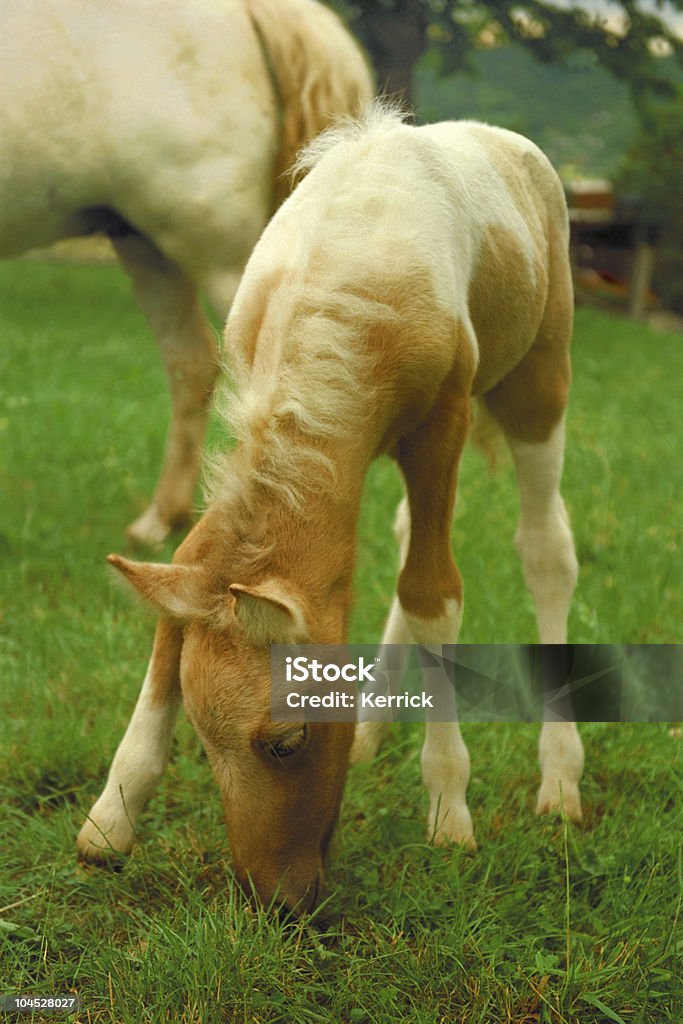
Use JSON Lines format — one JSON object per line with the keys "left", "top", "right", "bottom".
{"left": 428, "top": 804, "right": 477, "bottom": 851}
{"left": 76, "top": 813, "right": 135, "bottom": 864}
{"left": 432, "top": 828, "right": 478, "bottom": 852}
{"left": 536, "top": 782, "right": 583, "bottom": 823}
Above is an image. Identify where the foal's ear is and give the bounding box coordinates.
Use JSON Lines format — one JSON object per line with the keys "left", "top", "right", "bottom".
{"left": 229, "top": 579, "right": 309, "bottom": 645}
{"left": 107, "top": 554, "right": 210, "bottom": 621}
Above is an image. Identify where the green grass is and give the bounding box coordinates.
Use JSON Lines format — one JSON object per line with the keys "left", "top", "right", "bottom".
{"left": 1, "top": 259, "right": 682, "bottom": 1022}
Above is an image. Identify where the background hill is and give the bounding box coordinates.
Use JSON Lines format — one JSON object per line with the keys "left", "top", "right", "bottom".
{"left": 415, "top": 43, "right": 638, "bottom": 179}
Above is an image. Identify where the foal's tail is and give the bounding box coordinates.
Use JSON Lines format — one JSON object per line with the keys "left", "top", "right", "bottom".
{"left": 245, "top": 0, "right": 374, "bottom": 208}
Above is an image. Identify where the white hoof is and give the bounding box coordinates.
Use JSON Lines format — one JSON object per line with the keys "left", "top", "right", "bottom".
{"left": 126, "top": 503, "right": 181, "bottom": 547}
{"left": 428, "top": 802, "right": 477, "bottom": 851}
{"left": 77, "top": 798, "right": 136, "bottom": 862}
{"left": 536, "top": 780, "right": 583, "bottom": 822}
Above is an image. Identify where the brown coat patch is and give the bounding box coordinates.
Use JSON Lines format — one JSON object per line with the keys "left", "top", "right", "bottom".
{"left": 469, "top": 224, "right": 548, "bottom": 395}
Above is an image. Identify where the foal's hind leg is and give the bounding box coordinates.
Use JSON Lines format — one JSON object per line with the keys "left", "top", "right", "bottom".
{"left": 397, "top": 383, "right": 476, "bottom": 847}
{"left": 113, "top": 236, "right": 219, "bottom": 546}
{"left": 77, "top": 620, "right": 181, "bottom": 860}
{"left": 507, "top": 423, "right": 583, "bottom": 820}
{"left": 484, "top": 340, "right": 583, "bottom": 821}
{"left": 351, "top": 498, "right": 412, "bottom": 764}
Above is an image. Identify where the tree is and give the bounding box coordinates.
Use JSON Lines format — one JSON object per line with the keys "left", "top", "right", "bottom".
{"left": 331, "top": 1, "right": 683, "bottom": 312}
{"left": 617, "top": 88, "right": 683, "bottom": 312}
{"left": 332, "top": 0, "right": 683, "bottom": 111}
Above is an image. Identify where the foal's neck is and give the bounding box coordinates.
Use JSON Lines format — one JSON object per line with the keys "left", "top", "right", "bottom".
{"left": 241, "top": 436, "right": 370, "bottom": 640}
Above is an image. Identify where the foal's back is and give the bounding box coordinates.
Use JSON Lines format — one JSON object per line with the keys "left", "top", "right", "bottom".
{"left": 418, "top": 120, "right": 572, "bottom": 395}
{"left": 246, "top": 111, "right": 572, "bottom": 426}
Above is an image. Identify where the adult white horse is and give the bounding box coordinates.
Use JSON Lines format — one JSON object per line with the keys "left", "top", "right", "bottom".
{"left": 0, "top": 0, "right": 372, "bottom": 543}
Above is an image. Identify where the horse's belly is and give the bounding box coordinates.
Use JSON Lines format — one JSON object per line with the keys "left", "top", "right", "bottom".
{"left": 0, "top": 0, "right": 277, "bottom": 264}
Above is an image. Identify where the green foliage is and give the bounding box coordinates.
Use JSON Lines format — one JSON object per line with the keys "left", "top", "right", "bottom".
{"left": 616, "top": 86, "right": 683, "bottom": 312}
{"left": 415, "top": 42, "right": 637, "bottom": 178}
{"left": 333, "top": 0, "right": 683, "bottom": 108}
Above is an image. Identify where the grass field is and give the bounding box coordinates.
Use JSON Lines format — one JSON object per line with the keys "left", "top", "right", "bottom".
{"left": 1, "top": 259, "right": 681, "bottom": 1023}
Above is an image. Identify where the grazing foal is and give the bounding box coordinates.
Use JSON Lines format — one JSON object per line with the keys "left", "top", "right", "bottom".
{"left": 78, "top": 108, "right": 583, "bottom": 911}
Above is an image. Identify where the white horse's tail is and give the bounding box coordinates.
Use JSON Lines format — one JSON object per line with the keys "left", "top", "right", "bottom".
{"left": 245, "top": 0, "right": 373, "bottom": 207}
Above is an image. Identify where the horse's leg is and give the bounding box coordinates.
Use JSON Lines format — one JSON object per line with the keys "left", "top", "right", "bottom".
{"left": 351, "top": 498, "right": 412, "bottom": 763}
{"left": 507, "top": 424, "right": 583, "bottom": 820}
{"left": 484, "top": 324, "right": 583, "bottom": 821}
{"left": 77, "top": 620, "right": 182, "bottom": 860}
{"left": 200, "top": 268, "right": 243, "bottom": 325}
{"left": 397, "top": 382, "right": 476, "bottom": 848}
{"left": 113, "top": 235, "right": 219, "bottom": 546}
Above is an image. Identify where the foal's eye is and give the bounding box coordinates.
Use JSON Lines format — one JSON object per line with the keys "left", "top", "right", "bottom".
{"left": 264, "top": 726, "right": 309, "bottom": 760}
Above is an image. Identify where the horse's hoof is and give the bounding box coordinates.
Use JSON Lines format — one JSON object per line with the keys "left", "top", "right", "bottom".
{"left": 126, "top": 505, "right": 174, "bottom": 547}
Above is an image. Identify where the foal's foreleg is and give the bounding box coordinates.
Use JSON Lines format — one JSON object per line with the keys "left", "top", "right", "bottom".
{"left": 113, "top": 236, "right": 219, "bottom": 546}
{"left": 77, "top": 620, "right": 181, "bottom": 861}
{"left": 507, "top": 421, "right": 583, "bottom": 821}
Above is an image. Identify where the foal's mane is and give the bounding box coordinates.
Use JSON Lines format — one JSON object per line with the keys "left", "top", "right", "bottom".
{"left": 291, "top": 99, "right": 408, "bottom": 178}
{"left": 207, "top": 288, "right": 399, "bottom": 514}
{"left": 206, "top": 103, "right": 415, "bottom": 517}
